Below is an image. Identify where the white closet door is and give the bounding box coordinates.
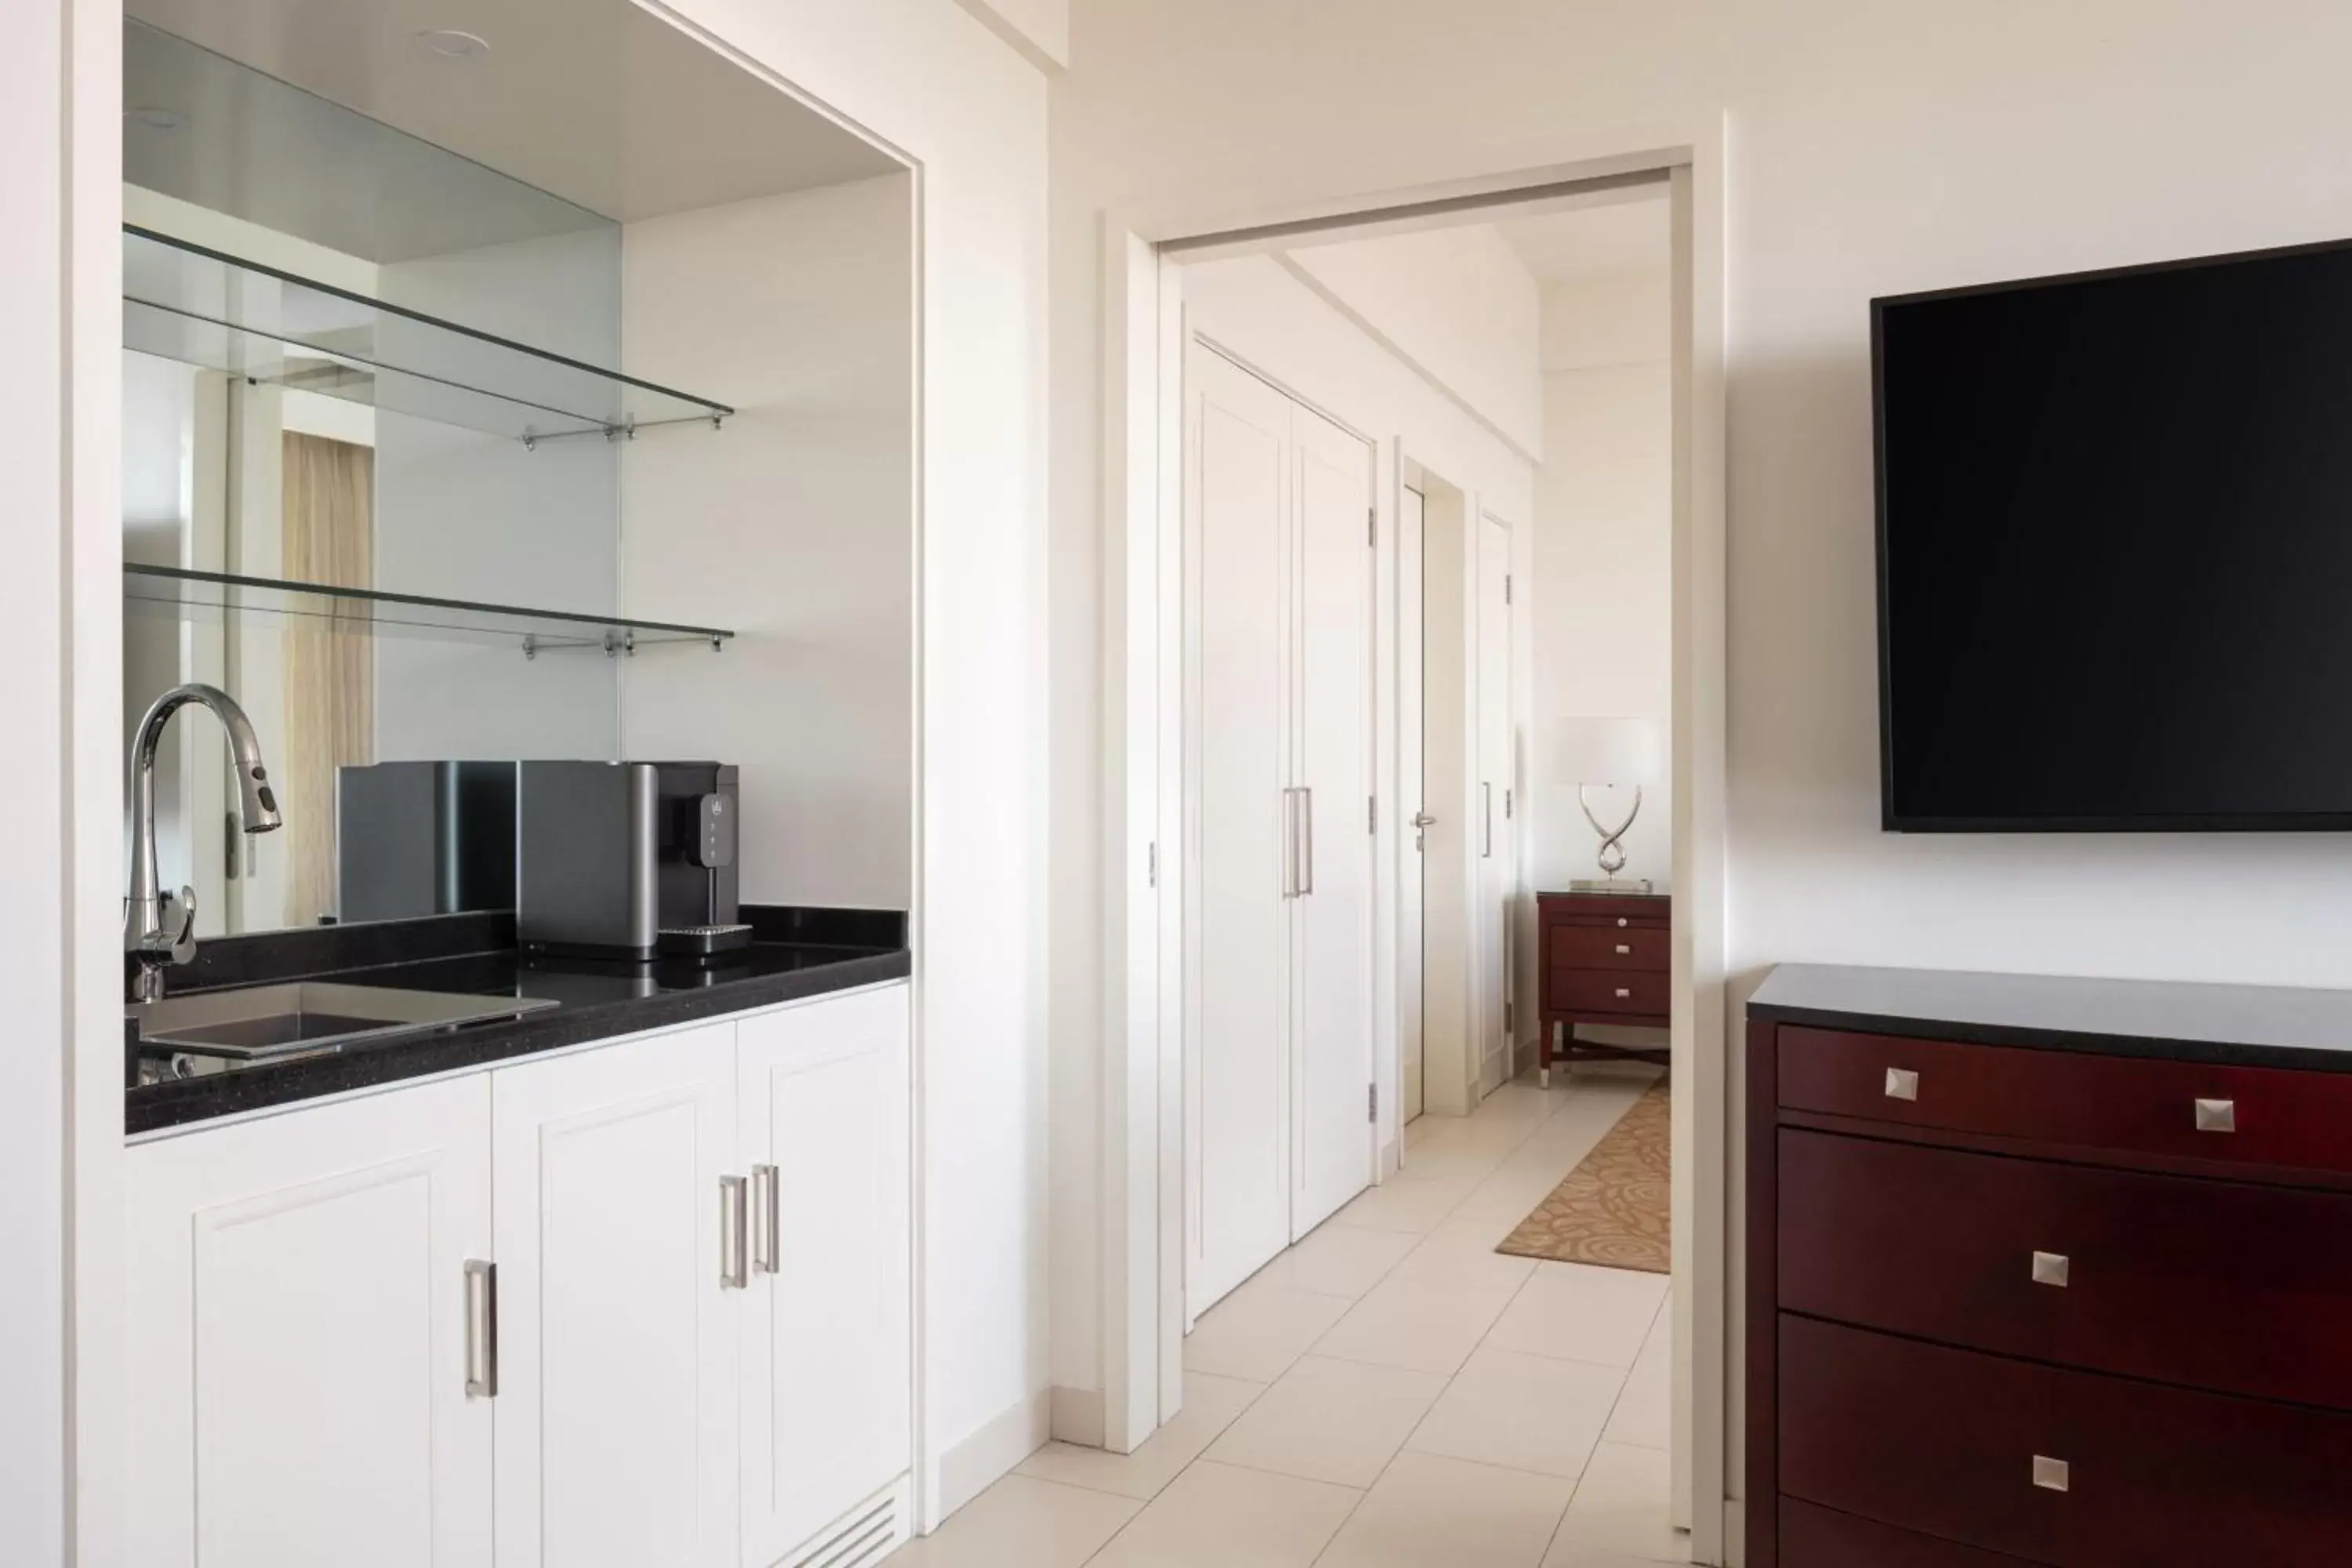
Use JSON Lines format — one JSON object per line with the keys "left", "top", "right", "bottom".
{"left": 1185, "top": 342, "right": 1295, "bottom": 1314}
{"left": 1290, "top": 402, "right": 1375, "bottom": 1236}
{"left": 1398, "top": 486, "right": 1427, "bottom": 1125}
{"left": 1475, "top": 514, "right": 1515, "bottom": 1095}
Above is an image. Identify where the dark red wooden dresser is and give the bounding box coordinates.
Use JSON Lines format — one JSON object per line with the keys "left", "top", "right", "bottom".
{"left": 1748, "top": 964, "right": 2352, "bottom": 1566}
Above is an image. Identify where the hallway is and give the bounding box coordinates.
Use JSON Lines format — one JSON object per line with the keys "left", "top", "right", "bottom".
{"left": 892, "top": 1068, "right": 1681, "bottom": 1566}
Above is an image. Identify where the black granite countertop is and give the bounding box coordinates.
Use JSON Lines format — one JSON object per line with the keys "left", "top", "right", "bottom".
{"left": 128, "top": 906, "right": 909, "bottom": 1137}
{"left": 1750, "top": 963, "right": 2352, "bottom": 1073}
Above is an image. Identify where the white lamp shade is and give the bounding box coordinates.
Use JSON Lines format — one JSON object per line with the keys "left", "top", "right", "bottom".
{"left": 1546, "top": 717, "right": 1664, "bottom": 786}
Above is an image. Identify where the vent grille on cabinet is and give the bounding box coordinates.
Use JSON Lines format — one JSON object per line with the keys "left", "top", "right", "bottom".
{"left": 789, "top": 1489, "right": 904, "bottom": 1568}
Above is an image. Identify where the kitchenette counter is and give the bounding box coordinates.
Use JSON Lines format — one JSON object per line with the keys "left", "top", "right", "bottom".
{"left": 126, "top": 905, "right": 909, "bottom": 1136}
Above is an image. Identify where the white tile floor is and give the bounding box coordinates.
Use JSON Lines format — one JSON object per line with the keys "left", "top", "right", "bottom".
{"left": 889, "top": 1066, "right": 1682, "bottom": 1568}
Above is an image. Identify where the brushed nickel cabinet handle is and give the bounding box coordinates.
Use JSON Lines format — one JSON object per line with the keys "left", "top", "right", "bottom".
{"left": 464, "top": 1260, "right": 498, "bottom": 1399}
{"left": 1884, "top": 1067, "right": 1919, "bottom": 1102}
{"left": 752, "top": 1163, "right": 780, "bottom": 1276}
{"left": 1298, "top": 786, "right": 1315, "bottom": 895}
{"left": 2031, "top": 1250, "right": 2071, "bottom": 1288}
{"left": 720, "top": 1174, "right": 749, "bottom": 1290}
{"left": 2194, "top": 1098, "right": 2236, "bottom": 1133}
{"left": 1615, "top": 943, "right": 1632, "bottom": 955}
{"left": 2032, "top": 1456, "right": 2070, "bottom": 1493}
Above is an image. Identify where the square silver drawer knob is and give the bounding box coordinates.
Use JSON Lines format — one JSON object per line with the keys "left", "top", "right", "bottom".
{"left": 2032, "top": 1455, "right": 2070, "bottom": 1493}
{"left": 1616, "top": 943, "right": 1632, "bottom": 955}
{"left": 2194, "top": 1098, "right": 2237, "bottom": 1134}
{"left": 2031, "top": 1250, "right": 2071, "bottom": 1288}
{"left": 1615, "top": 987, "right": 1632, "bottom": 1000}
{"left": 1884, "top": 1067, "right": 1919, "bottom": 1102}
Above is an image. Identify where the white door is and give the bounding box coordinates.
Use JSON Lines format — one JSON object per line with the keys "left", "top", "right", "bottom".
{"left": 1185, "top": 343, "right": 1294, "bottom": 1314}
{"left": 125, "top": 1078, "right": 495, "bottom": 1568}
{"left": 1290, "top": 402, "right": 1375, "bottom": 1236}
{"left": 492, "top": 1023, "right": 741, "bottom": 1568}
{"left": 739, "top": 986, "right": 913, "bottom": 1566}
{"left": 1476, "top": 514, "right": 1515, "bottom": 1095}
{"left": 1398, "top": 485, "right": 1427, "bottom": 1124}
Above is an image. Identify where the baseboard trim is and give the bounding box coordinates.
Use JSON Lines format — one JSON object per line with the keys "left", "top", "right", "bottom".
{"left": 937, "top": 1387, "right": 1051, "bottom": 1522}
{"left": 1049, "top": 1384, "right": 1105, "bottom": 1448}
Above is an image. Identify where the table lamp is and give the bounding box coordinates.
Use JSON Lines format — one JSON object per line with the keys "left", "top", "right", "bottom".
{"left": 1548, "top": 717, "right": 1664, "bottom": 893}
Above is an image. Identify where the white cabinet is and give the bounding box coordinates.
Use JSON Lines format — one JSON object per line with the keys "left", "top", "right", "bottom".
{"left": 492, "top": 1021, "right": 742, "bottom": 1568}
{"left": 125, "top": 1075, "right": 495, "bottom": 1568}
{"left": 738, "top": 985, "right": 912, "bottom": 1567}
{"left": 1185, "top": 338, "right": 1376, "bottom": 1316}
{"left": 124, "top": 982, "right": 913, "bottom": 1568}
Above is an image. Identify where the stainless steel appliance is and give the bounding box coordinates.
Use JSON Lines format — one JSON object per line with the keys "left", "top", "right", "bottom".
{"left": 517, "top": 761, "right": 745, "bottom": 960}
{"left": 336, "top": 760, "right": 517, "bottom": 924}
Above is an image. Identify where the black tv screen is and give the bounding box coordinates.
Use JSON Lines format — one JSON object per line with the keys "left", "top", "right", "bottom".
{"left": 1875, "top": 239, "right": 2352, "bottom": 830}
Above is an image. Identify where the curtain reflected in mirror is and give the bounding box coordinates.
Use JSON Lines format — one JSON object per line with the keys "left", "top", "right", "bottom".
{"left": 279, "top": 431, "right": 374, "bottom": 927}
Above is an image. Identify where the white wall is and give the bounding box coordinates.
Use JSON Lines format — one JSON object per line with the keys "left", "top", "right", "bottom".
{"left": 953, "top": 0, "right": 1071, "bottom": 71}
{"left": 4, "top": 1, "right": 67, "bottom": 1549}
{"left": 1530, "top": 270, "right": 1672, "bottom": 894}
{"left": 1283, "top": 225, "right": 1544, "bottom": 459}
{"left": 619, "top": 173, "right": 915, "bottom": 912}
{"left": 1054, "top": 0, "right": 2352, "bottom": 1523}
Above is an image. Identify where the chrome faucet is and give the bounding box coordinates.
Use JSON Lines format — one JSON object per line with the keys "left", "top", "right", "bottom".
{"left": 126, "top": 683, "right": 281, "bottom": 1002}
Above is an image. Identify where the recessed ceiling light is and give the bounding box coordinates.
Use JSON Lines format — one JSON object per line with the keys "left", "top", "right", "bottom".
{"left": 127, "top": 107, "right": 187, "bottom": 131}
{"left": 416, "top": 29, "right": 490, "bottom": 61}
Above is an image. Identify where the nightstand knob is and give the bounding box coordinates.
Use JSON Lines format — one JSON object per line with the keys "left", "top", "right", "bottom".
{"left": 1616, "top": 917, "right": 1628, "bottom": 927}
{"left": 2194, "top": 1098, "right": 2236, "bottom": 1133}
{"left": 1884, "top": 1067, "right": 1919, "bottom": 1102}
{"left": 2031, "top": 1250, "right": 2070, "bottom": 1288}
{"left": 1614, "top": 986, "right": 1632, "bottom": 1000}
{"left": 1615, "top": 943, "right": 1632, "bottom": 955}
{"left": 2032, "top": 1456, "right": 2069, "bottom": 1493}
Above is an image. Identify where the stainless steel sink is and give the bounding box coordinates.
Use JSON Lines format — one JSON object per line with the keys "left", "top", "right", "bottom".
{"left": 129, "top": 982, "right": 559, "bottom": 1062}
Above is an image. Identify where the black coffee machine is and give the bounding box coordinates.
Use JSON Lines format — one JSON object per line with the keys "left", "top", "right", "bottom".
{"left": 516, "top": 761, "right": 749, "bottom": 960}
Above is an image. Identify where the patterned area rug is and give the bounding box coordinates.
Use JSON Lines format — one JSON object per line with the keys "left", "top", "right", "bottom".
{"left": 1496, "top": 1078, "right": 1671, "bottom": 1272}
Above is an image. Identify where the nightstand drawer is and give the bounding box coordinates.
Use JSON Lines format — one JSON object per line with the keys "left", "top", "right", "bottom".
{"left": 1777, "top": 1025, "right": 2352, "bottom": 1174}
{"left": 1780, "top": 1316, "right": 2352, "bottom": 1566}
{"left": 1549, "top": 924, "right": 1668, "bottom": 973}
{"left": 1777, "top": 1129, "right": 2352, "bottom": 1410}
{"left": 1550, "top": 967, "right": 1667, "bottom": 1018}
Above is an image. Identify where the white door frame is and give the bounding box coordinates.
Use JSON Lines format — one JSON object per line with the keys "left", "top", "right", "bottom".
{"left": 1099, "top": 118, "right": 1730, "bottom": 1561}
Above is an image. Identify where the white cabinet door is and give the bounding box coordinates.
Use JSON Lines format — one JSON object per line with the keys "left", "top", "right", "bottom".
{"left": 126, "top": 1078, "right": 494, "bottom": 1568}
{"left": 493, "top": 1023, "right": 741, "bottom": 1568}
{"left": 1475, "top": 512, "right": 1516, "bottom": 1096}
{"left": 737, "top": 985, "right": 912, "bottom": 1567}
{"left": 1185, "top": 340, "right": 1296, "bottom": 1315}
{"left": 1290, "top": 400, "right": 1375, "bottom": 1236}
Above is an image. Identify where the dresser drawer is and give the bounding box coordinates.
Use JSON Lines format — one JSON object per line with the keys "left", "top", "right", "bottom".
{"left": 1542, "top": 894, "right": 1668, "bottom": 929}
{"left": 1550, "top": 967, "right": 1668, "bottom": 1017}
{"left": 1781, "top": 1499, "right": 2033, "bottom": 1567}
{"left": 1548, "top": 923, "right": 1669, "bottom": 973}
{"left": 1777, "top": 1025, "right": 2352, "bottom": 1174}
{"left": 1779, "top": 1130, "right": 2352, "bottom": 1409}
{"left": 1780, "top": 1316, "right": 2352, "bottom": 1566}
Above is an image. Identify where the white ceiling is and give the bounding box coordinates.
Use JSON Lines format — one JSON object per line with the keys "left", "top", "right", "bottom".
{"left": 126, "top": 0, "right": 902, "bottom": 237}
{"left": 1497, "top": 194, "right": 1670, "bottom": 285}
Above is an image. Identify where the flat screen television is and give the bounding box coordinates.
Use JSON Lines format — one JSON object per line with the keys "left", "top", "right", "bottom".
{"left": 1875, "top": 238, "right": 2352, "bottom": 830}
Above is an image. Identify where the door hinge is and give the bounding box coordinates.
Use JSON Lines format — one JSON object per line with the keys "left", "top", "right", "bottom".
{"left": 1504, "top": 574, "right": 1514, "bottom": 606}
{"left": 1368, "top": 796, "right": 1377, "bottom": 833}
{"left": 1504, "top": 1000, "right": 1515, "bottom": 1035}
{"left": 1368, "top": 1083, "right": 1378, "bottom": 1123}
{"left": 1148, "top": 840, "right": 1158, "bottom": 887}
{"left": 1504, "top": 788, "right": 1513, "bottom": 820}
{"left": 1367, "top": 506, "right": 1377, "bottom": 547}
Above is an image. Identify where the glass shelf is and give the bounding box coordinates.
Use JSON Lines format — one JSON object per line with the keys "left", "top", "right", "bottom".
{"left": 122, "top": 226, "right": 735, "bottom": 445}
{"left": 125, "top": 565, "right": 734, "bottom": 655}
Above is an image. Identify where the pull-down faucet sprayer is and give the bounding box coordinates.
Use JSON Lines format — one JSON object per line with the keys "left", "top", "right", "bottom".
{"left": 126, "top": 683, "right": 282, "bottom": 1003}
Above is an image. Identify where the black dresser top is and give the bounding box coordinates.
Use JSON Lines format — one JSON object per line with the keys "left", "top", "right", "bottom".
{"left": 1750, "top": 963, "right": 2352, "bottom": 1073}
